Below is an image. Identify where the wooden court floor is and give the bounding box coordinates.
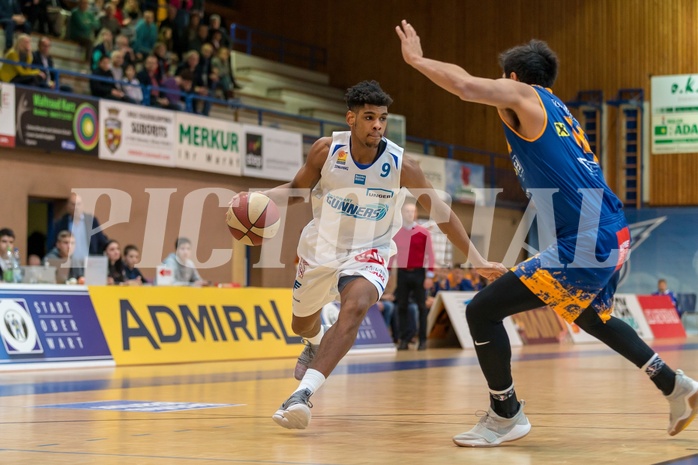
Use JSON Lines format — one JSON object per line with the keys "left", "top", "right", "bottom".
{"left": 2, "top": 338, "right": 698, "bottom": 465}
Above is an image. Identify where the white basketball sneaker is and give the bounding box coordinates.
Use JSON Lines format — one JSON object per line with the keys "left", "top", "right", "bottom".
{"left": 667, "top": 370, "right": 698, "bottom": 436}
{"left": 272, "top": 388, "right": 313, "bottom": 429}
{"left": 453, "top": 400, "right": 531, "bottom": 447}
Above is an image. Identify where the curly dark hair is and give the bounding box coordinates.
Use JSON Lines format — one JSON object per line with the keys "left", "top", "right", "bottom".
{"left": 345, "top": 80, "right": 393, "bottom": 111}
{"left": 498, "top": 39, "right": 559, "bottom": 88}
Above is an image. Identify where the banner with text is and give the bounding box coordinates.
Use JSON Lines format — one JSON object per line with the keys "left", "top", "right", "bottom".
{"left": 637, "top": 295, "right": 685, "bottom": 339}
{"left": 444, "top": 158, "right": 485, "bottom": 204}
{"left": 511, "top": 307, "right": 569, "bottom": 344}
{"left": 406, "top": 152, "right": 447, "bottom": 193}
{"left": 241, "top": 124, "right": 303, "bottom": 181}
{"left": 613, "top": 293, "right": 654, "bottom": 340}
{"left": 99, "top": 101, "right": 175, "bottom": 167}
{"left": 321, "top": 301, "right": 395, "bottom": 353}
{"left": 0, "top": 285, "right": 112, "bottom": 368}
{"left": 88, "top": 286, "right": 302, "bottom": 365}
{"left": 0, "top": 83, "right": 15, "bottom": 147}
{"left": 651, "top": 74, "right": 698, "bottom": 154}
{"left": 175, "top": 112, "right": 243, "bottom": 175}
{"left": 16, "top": 89, "right": 98, "bottom": 154}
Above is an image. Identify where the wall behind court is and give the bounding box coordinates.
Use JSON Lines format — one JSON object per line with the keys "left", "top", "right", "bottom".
{"left": 230, "top": 0, "right": 698, "bottom": 205}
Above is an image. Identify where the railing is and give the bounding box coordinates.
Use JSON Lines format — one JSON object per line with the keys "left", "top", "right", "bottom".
{"left": 229, "top": 23, "right": 327, "bottom": 71}
{"left": 0, "top": 57, "right": 523, "bottom": 204}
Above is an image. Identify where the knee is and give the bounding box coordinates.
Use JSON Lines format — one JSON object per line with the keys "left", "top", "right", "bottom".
{"left": 465, "top": 293, "right": 489, "bottom": 326}
{"left": 291, "top": 316, "right": 319, "bottom": 336}
{"left": 573, "top": 307, "right": 602, "bottom": 333}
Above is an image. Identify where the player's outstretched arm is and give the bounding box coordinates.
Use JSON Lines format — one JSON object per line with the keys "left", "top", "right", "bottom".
{"left": 400, "top": 156, "right": 507, "bottom": 281}
{"left": 395, "top": 19, "right": 532, "bottom": 111}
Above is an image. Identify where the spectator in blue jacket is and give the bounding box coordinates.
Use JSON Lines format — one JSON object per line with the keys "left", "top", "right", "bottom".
{"left": 133, "top": 10, "right": 157, "bottom": 61}
{"left": 653, "top": 278, "right": 681, "bottom": 316}
{"left": 0, "top": 0, "right": 31, "bottom": 51}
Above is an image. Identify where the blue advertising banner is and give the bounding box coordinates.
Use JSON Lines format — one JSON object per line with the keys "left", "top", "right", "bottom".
{"left": 321, "top": 302, "right": 395, "bottom": 352}
{"left": 0, "top": 285, "right": 112, "bottom": 367}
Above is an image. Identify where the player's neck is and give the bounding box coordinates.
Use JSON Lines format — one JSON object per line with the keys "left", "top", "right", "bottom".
{"left": 348, "top": 136, "right": 380, "bottom": 164}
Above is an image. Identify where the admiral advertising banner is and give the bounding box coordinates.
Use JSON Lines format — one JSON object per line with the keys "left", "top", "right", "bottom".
{"left": 98, "top": 101, "right": 176, "bottom": 167}
{"left": 15, "top": 88, "right": 98, "bottom": 154}
{"left": 0, "top": 285, "right": 112, "bottom": 369}
{"left": 0, "top": 82, "right": 15, "bottom": 147}
{"left": 88, "top": 286, "right": 302, "bottom": 365}
{"left": 241, "top": 124, "right": 303, "bottom": 181}
{"left": 175, "top": 112, "right": 243, "bottom": 175}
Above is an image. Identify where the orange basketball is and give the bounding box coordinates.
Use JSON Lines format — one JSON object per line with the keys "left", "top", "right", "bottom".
{"left": 225, "top": 192, "right": 280, "bottom": 246}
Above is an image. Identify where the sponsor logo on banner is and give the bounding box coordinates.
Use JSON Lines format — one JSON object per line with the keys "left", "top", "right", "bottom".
{"left": 0, "top": 83, "right": 16, "bottom": 147}
{"left": 0, "top": 288, "right": 112, "bottom": 365}
{"left": 16, "top": 89, "right": 98, "bottom": 154}
{"left": 241, "top": 124, "right": 303, "bottom": 181}
{"left": 510, "top": 307, "right": 568, "bottom": 344}
{"left": 88, "top": 287, "right": 302, "bottom": 365}
{"left": 176, "top": 113, "right": 242, "bottom": 175}
{"left": 637, "top": 295, "right": 686, "bottom": 339}
{"left": 98, "top": 101, "right": 175, "bottom": 167}
{"left": 321, "top": 302, "right": 394, "bottom": 352}
{"left": 0, "top": 299, "right": 42, "bottom": 354}
{"left": 613, "top": 294, "right": 654, "bottom": 340}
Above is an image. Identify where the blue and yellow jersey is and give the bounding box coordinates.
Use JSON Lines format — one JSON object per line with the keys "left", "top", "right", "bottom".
{"left": 501, "top": 86, "right": 623, "bottom": 238}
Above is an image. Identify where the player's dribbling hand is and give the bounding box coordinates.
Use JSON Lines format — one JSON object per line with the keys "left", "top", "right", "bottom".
{"left": 395, "top": 19, "right": 423, "bottom": 66}
{"left": 475, "top": 262, "right": 509, "bottom": 282}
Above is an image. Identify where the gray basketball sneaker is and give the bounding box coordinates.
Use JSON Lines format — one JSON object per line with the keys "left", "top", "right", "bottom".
{"left": 294, "top": 340, "right": 319, "bottom": 380}
{"left": 667, "top": 369, "right": 698, "bottom": 436}
{"left": 272, "top": 388, "right": 313, "bottom": 429}
{"left": 453, "top": 400, "right": 531, "bottom": 447}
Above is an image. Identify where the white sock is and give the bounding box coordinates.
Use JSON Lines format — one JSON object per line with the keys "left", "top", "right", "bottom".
{"left": 295, "top": 368, "right": 326, "bottom": 394}
{"left": 305, "top": 325, "right": 325, "bottom": 345}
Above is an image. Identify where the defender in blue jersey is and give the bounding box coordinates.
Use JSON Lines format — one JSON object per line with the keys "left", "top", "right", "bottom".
{"left": 397, "top": 20, "right": 698, "bottom": 447}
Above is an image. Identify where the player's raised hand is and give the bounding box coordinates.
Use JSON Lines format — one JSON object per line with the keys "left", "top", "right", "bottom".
{"left": 395, "top": 19, "right": 423, "bottom": 66}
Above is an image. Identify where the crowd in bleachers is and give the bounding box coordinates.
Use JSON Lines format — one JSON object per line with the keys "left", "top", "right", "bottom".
{"left": 0, "top": 0, "right": 241, "bottom": 116}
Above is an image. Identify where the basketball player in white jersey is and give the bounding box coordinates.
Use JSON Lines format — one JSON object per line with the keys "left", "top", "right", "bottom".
{"left": 233, "top": 80, "right": 507, "bottom": 429}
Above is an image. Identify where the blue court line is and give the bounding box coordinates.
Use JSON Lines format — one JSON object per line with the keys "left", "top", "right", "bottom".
{"left": 0, "top": 341, "right": 696, "bottom": 399}
{"left": 656, "top": 454, "right": 698, "bottom": 465}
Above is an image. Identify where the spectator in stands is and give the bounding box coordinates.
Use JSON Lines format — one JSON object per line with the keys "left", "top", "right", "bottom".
{"left": 207, "top": 14, "right": 229, "bottom": 48}
{"left": 122, "top": 62, "right": 142, "bottom": 103}
{"left": 20, "top": 0, "right": 51, "bottom": 37}
{"left": 0, "top": 227, "right": 16, "bottom": 279}
{"left": 153, "top": 41, "right": 170, "bottom": 80}
{"left": 0, "top": 0, "right": 31, "bottom": 51}
{"left": 33, "top": 37, "right": 73, "bottom": 92}
{"left": 137, "top": 54, "right": 167, "bottom": 106}
{"left": 110, "top": 0, "right": 124, "bottom": 27}
{"left": 161, "top": 237, "right": 206, "bottom": 286}
{"left": 43, "top": 230, "right": 84, "bottom": 283}
{"left": 176, "top": 50, "right": 208, "bottom": 114}
{"left": 159, "top": 4, "right": 185, "bottom": 58}
{"left": 212, "top": 46, "right": 240, "bottom": 96}
{"left": 428, "top": 265, "right": 451, "bottom": 303}
{"left": 198, "top": 43, "right": 221, "bottom": 93}
{"left": 160, "top": 68, "right": 193, "bottom": 110}
{"left": 87, "top": 0, "right": 103, "bottom": 18}
{"left": 121, "top": 0, "right": 140, "bottom": 30}
{"left": 27, "top": 254, "right": 41, "bottom": 266}
{"left": 99, "top": 2, "right": 121, "bottom": 36}
{"left": 109, "top": 49, "right": 124, "bottom": 81}
{"left": 103, "top": 239, "right": 126, "bottom": 285}
{"left": 653, "top": 278, "right": 681, "bottom": 316}
{"left": 90, "top": 54, "right": 133, "bottom": 102}
{"left": 51, "top": 192, "right": 109, "bottom": 265}
{"left": 157, "top": 26, "right": 173, "bottom": 54}
{"left": 188, "top": 22, "right": 207, "bottom": 53}
{"left": 91, "top": 28, "right": 113, "bottom": 71}
{"left": 114, "top": 34, "right": 135, "bottom": 69}
{"left": 122, "top": 244, "right": 147, "bottom": 285}
{"left": 185, "top": 12, "right": 200, "bottom": 49}
{"left": 0, "top": 34, "right": 45, "bottom": 86}
{"left": 133, "top": 9, "right": 156, "bottom": 61}
{"left": 68, "top": 0, "right": 100, "bottom": 60}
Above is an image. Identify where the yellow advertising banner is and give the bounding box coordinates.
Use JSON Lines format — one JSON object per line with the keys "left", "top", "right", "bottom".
{"left": 87, "top": 286, "right": 302, "bottom": 365}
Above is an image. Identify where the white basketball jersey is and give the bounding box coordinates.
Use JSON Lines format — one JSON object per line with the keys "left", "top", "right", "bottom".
{"left": 297, "top": 131, "right": 406, "bottom": 265}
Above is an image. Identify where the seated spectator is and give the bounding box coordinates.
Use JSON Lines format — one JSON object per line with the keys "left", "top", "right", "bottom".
{"left": 653, "top": 278, "right": 681, "bottom": 316}
{"left": 185, "top": 11, "right": 200, "bottom": 49}
{"left": 157, "top": 26, "right": 173, "bottom": 54}
{"left": 0, "top": 227, "right": 16, "bottom": 279}
{"left": 188, "top": 22, "right": 208, "bottom": 52}
{"left": 161, "top": 237, "right": 206, "bottom": 286}
{"left": 99, "top": 2, "right": 121, "bottom": 36}
{"left": 90, "top": 55, "right": 133, "bottom": 102}
{"left": 0, "top": 0, "right": 31, "bottom": 51}
{"left": 176, "top": 50, "right": 209, "bottom": 115}
{"left": 450, "top": 263, "right": 477, "bottom": 291}
{"left": 212, "top": 46, "right": 241, "bottom": 97}
{"left": 133, "top": 9, "right": 156, "bottom": 61}
{"left": 20, "top": 0, "right": 52, "bottom": 37}
{"left": 137, "top": 54, "right": 170, "bottom": 108}
{"left": 27, "top": 254, "right": 41, "bottom": 266}
{"left": 103, "top": 239, "right": 126, "bottom": 285}
{"left": 43, "top": 230, "right": 84, "bottom": 283}
{"left": 119, "top": 0, "right": 141, "bottom": 41}
{"left": 0, "top": 34, "right": 45, "bottom": 86}
{"left": 68, "top": 0, "right": 100, "bottom": 60}
{"left": 91, "top": 28, "right": 114, "bottom": 71}
{"left": 114, "top": 34, "right": 136, "bottom": 69}
{"left": 160, "top": 69, "right": 193, "bottom": 111}
{"left": 207, "top": 14, "right": 230, "bottom": 48}
{"left": 153, "top": 41, "right": 171, "bottom": 81}
{"left": 122, "top": 244, "right": 147, "bottom": 285}
{"left": 110, "top": 50, "right": 124, "bottom": 81}
{"left": 33, "top": 36, "right": 73, "bottom": 92}
{"left": 122, "top": 63, "right": 142, "bottom": 103}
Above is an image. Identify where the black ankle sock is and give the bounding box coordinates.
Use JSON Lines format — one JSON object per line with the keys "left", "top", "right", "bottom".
{"left": 652, "top": 365, "right": 677, "bottom": 396}
{"left": 490, "top": 389, "right": 519, "bottom": 418}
